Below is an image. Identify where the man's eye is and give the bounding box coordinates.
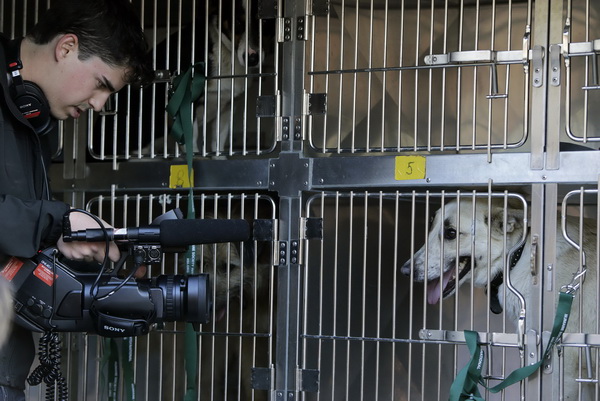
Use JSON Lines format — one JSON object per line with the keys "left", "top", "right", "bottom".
{"left": 444, "top": 227, "right": 457, "bottom": 240}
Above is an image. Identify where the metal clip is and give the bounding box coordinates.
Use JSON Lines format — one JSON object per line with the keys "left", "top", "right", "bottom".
{"left": 561, "top": 263, "right": 587, "bottom": 295}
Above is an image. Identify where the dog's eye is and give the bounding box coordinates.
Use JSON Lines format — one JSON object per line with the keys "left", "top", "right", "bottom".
{"left": 444, "top": 227, "right": 457, "bottom": 240}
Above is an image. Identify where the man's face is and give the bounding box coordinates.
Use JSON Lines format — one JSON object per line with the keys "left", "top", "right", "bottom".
{"left": 42, "top": 37, "right": 129, "bottom": 120}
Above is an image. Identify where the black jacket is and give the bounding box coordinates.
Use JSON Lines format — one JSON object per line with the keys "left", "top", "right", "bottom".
{"left": 0, "top": 36, "right": 69, "bottom": 258}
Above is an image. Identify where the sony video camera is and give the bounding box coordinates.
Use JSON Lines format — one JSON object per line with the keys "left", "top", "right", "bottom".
{"left": 2, "top": 209, "right": 250, "bottom": 337}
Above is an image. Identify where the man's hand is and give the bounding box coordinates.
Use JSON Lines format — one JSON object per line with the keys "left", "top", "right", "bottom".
{"left": 56, "top": 211, "right": 121, "bottom": 263}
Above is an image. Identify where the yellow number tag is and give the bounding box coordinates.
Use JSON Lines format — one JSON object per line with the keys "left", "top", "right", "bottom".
{"left": 395, "top": 156, "right": 426, "bottom": 180}
{"left": 169, "top": 165, "right": 194, "bottom": 188}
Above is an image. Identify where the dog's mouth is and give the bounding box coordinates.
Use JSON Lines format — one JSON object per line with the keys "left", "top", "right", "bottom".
{"left": 214, "top": 289, "right": 253, "bottom": 322}
{"left": 427, "top": 257, "right": 472, "bottom": 304}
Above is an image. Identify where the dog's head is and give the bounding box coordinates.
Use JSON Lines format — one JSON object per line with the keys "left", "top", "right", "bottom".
{"left": 209, "top": 0, "right": 265, "bottom": 69}
{"left": 400, "top": 198, "right": 525, "bottom": 305}
{"left": 195, "top": 240, "right": 269, "bottom": 322}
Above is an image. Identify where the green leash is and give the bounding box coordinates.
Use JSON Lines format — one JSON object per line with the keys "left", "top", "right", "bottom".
{"left": 97, "top": 64, "right": 205, "bottom": 401}
{"left": 100, "top": 337, "right": 135, "bottom": 401}
{"left": 166, "top": 62, "right": 205, "bottom": 401}
{"left": 448, "top": 291, "right": 575, "bottom": 401}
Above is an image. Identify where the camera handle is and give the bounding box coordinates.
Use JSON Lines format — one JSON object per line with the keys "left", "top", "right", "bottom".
{"left": 93, "top": 311, "right": 150, "bottom": 337}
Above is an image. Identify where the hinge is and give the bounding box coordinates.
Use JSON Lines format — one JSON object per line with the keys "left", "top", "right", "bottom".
{"left": 277, "top": 240, "right": 301, "bottom": 266}
{"left": 278, "top": 17, "right": 293, "bottom": 42}
{"left": 277, "top": 15, "right": 312, "bottom": 42}
{"left": 280, "top": 116, "right": 303, "bottom": 141}
{"left": 297, "top": 16, "right": 309, "bottom": 41}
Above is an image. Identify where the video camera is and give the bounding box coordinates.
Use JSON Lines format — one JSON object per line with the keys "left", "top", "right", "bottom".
{"left": 2, "top": 209, "right": 250, "bottom": 337}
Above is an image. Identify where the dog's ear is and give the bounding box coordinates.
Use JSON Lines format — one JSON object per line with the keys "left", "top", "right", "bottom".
{"left": 485, "top": 207, "right": 524, "bottom": 237}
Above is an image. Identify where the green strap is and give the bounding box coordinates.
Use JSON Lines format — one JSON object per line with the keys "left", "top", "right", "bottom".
{"left": 449, "top": 291, "right": 575, "bottom": 401}
{"left": 448, "top": 330, "right": 486, "bottom": 401}
{"left": 122, "top": 337, "right": 136, "bottom": 401}
{"left": 99, "top": 337, "right": 136, "bottom": 401}
{"left": 165, "top": 62, "right": 205, "bottom": 163}
{"left": 100, "top": 338, "right": 120, "bottom": 401}
{"left": 166, "top": 63, "right": 205, "bottom": 401}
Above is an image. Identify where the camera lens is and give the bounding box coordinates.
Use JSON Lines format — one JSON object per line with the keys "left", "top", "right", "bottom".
{"left": 154, "top": 274, "right": 211, "bottom": 324}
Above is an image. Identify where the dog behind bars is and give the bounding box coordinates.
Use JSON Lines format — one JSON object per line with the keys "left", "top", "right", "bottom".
{"left": 91, "top": 0, "right": 267, "bottom": 158}
{"left": 401, "top": 197, "right": 597, "bottom": 400}
{"left": 196, "top": 238, "right": 272, "bottom": 401}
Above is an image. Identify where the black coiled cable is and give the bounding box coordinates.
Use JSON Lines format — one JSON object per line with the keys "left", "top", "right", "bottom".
{"left": 27, "top": 332, "right": 68, "bottom": 401}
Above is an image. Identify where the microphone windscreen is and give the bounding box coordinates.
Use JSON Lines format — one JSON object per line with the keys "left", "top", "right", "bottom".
{"left": 158, "top": 219, "right": 250, "bottom": 247}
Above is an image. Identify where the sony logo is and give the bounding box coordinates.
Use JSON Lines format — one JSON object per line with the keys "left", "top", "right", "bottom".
{"left": 103, "top": 325, "right": 125, "bottom": 333}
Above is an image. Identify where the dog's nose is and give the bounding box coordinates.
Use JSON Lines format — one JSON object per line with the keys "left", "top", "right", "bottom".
{"left": 400, "top": 262, "right": 412, "bottom": 276}
{"left": 245, "top": 51, "right": 259, "bottom": 67}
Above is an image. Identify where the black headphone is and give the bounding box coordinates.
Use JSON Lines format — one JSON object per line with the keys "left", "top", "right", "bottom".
{"left": 7, "top": 38, "right": 56, "bottom": 136}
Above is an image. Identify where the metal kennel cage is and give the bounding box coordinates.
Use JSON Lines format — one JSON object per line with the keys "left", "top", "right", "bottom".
{"left": 1, "top": 0, "right": 599, "bottom": 400}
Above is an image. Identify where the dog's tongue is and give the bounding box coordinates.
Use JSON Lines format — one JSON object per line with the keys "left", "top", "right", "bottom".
{"left": 427, "top": 268, "right": 455, "bottom": 304}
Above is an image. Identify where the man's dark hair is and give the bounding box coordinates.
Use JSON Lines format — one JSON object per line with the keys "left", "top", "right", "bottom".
{"left": 27, "top": 0, "right": 153, "bottom": 87}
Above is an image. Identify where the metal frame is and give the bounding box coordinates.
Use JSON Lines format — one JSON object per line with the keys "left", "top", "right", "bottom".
{"left": 0, "top": 0, "right": 595, "bottom": 399}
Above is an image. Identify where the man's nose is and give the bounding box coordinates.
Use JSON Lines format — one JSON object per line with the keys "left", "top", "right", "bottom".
{"left": 89, "top": 92, "right": 112, "bottom": 112}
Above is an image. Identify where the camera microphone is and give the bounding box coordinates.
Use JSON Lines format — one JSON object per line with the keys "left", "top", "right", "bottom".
{"left": 66, "top": 218, "right": 251, "bottom": 247}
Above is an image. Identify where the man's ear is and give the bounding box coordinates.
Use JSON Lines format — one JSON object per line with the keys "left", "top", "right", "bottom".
{"left": 55, "top": 33, "right": 78, "bottom": 61}
{"left": 485, "top": 207, "right": 524, "bottom": 237}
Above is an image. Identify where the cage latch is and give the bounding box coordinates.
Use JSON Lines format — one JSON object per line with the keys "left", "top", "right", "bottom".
{"left": 303, "top": 217, "right": 323, "bottom": 240}
{"left": 561, "top": 38, "right": 600, "bottom": 90}
{"left": 252, "top": 219, "right": 276, "bottom": 241}
{"left": 297, "top": 368, "right": 319, "bottom": 392}
{"left": 418, "top": 329, "right": 520, "bottom": 347}
{"left": 252, "top": 366, "right": 273, "bottom": 391}
{"left": 305, "top": 93, "right": 327, "bottom": 115}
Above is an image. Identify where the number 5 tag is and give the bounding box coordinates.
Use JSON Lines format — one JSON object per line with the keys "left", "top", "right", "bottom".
{"left": 395, "top": 156, "right": 426, "bottom": 180}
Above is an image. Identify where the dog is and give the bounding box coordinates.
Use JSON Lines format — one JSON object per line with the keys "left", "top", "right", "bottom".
{"left": 193, "top": 0, "right": 265, "bottom": 157}
{"left": 90, "top": 0, "right": 266, "bottom": 159}
{"left": 147, "top": 230, "right": 272, "bottom": 401}
{"left": 401, "top": 197, "right": 597, "bottom": 400}
{"left": 195, "top": 239, "right": 272, "bottom": 401}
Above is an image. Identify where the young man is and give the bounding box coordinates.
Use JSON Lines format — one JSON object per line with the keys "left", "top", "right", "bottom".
{"left": 0, "top": 0, "right": 153, "bottom": 399}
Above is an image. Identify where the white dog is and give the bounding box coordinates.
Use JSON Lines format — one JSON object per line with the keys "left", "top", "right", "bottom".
{"left": 401, "top": 198, "right": 597, "bottom": 400}
{"left": 193, "top": 0, "right": 266, "bottom": 157}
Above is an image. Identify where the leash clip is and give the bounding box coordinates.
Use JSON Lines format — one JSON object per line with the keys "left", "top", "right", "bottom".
{"left": 561, "top": 264, "right": 587, "bottom": 295}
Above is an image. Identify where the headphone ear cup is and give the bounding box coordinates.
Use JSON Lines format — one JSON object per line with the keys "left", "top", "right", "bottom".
{"left": 13, "top": 81, "right": 54, "bottom": 136}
